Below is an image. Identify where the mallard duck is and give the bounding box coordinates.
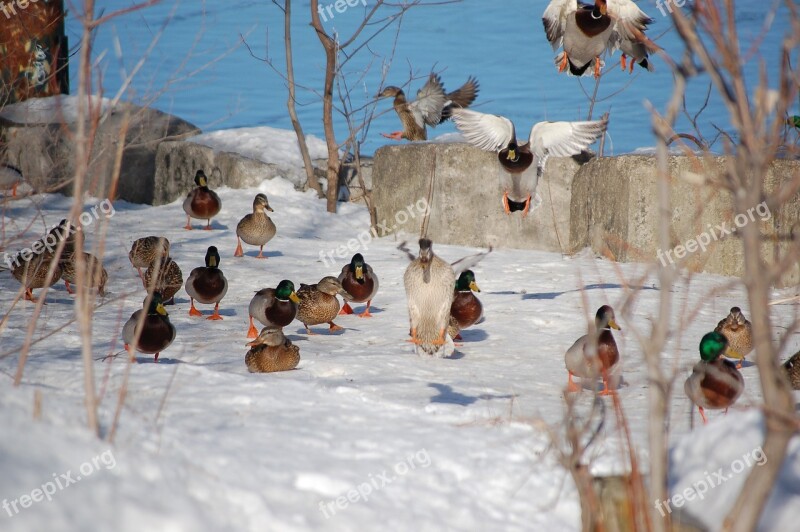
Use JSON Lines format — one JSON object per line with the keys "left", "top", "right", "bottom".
{"left": 452, "top": 108, "right": 607, "bottom": 215}
{"left": 447, "top": 270, "right": 482, "bottom": 341}
{"left": 402, "top": 239, "right": 457, "bottom": 356}
{"left": 1, "top": 163, "right": 23, "bottom": 197}
{"left": 714, "top": 307, "right": 752, "bottom": 369}
{"left": 48, "top": 219, "right": 85, "bottom": 257}
{"left": 782, "top": 351, "right": 800, "bottom": 390}
{"left": 338, "top": 253, "right": 379, "bottom": 318}
{"left": 247, "top": 279, "right": 301, "bottom": 339}
{"left": 542, "top": 0, "right": 654, "bottom": 78}
{"left": 378, "top": 73, "right": 480, "bottom": 141}
{"left": 10, "top": 249, "right": 62, "bottom": 302}
{"left": 183, "top": 169, "right": 222, "bottom": 230}
{"left": 129, "top": 236, "right": 170, "bottom": 278}
{"left": 122, "top": 292, "right": 176, "bottom": 363}
{"left": 564, "top": 305, "right": 621, "bottom": 395}
{"left": 295, "top": 276, "right": 351, "bottom": 334}
{"left": 789, "top": 116, "right": 800, "bottom": 130}
{"left": 143, "top": 256, "right": 183, "bottom": 304}
{"left": 185, "top": 246, "right": 228, "bottom": 320}
{"left": 60, "top": 252, "right": 108, "bottom": 296}
{"left": 245, "top": 326, "right": 301, "bottom": 373}
{"left": 235, "top": 193, "right": 276, "bottom": 259}
{"left": 684, "top": 331, "right": 744, "bottom": 424}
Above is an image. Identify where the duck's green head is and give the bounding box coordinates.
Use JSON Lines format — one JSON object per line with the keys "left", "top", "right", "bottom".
{"left": 699, "top": 331, "right": 728, "bottom": 362}
{"left": 147, "top": 291, "right": 168, "bottom": 317}
{"left": 788, "top": 115, "right": 800, "bottom": 129}
{"left": 205, "top": 246, "right": 221, "bottom": 269}
{"left": 595, "top": 305, "right": 620, "bottom": 331}
{"left": 276, "top": 279, "right": 301, "bottom": 304}
{"left": 456, "top": 270, "right": 480, "bottom": 292}
{"left": 194, "top": 170, "right": 208, "bottom": 187}
{"left": 350, "top": 253, "right": 365, "bottom": 281}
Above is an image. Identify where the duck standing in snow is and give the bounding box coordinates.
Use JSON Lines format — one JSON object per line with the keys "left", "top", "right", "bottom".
{"left": 447, "top": 270, "right": 482, "bottom": 341}
{"left": 452, "top": 108, "right": 607, "bottom": 215}
{"left": 542, "top": 0, "right": 655, "bottom": 78}
{"left": 235, "top": 193, "right": 276, "bottom": 259}
{"left": 185, "top": 246, "right": 228, "bottom": 320}
{"left": 183, "top": 169, "right": 222, "bottom": 230}
{"left": 564, "top": 305, "right": 621, "bottom": 394}
{"left": 295, "top": 276, "right": 351, "bottom": 334}
{"left": 60, "top": 252, "right": 108, "bottom": 296}
{"left": 247, "top": 280, "right": 301, "bottom": 339}
{"left": 338, "top": 253, "right": 379, "bottom": 318}
{"left": 129, "top": 236, "right": 170, "bottom": 279}
{"left": 10, "top": 249, "right": 62, "bottom": 303}
{"left": 143, "top": 256, "right": 183, "bottom": 305}
{"left": 0, "top": 163, "right": 23, "bottom": 197}
{"left": 122, "top": 292, "right": 176, "bottom": 363}
{"left": 714, "top": 306, "right": 752, "bottom": 368}
{"left": 245, "top": 326, "right": 301, "bottom": 373}
{"left": 403, "top": 239, "right": 456, "bottom": 356}
{"left": 378, "top": 73, "right": 479, "bottom": 141}
{"left": 684, "top": 331, "right": 744, "bottom": 424}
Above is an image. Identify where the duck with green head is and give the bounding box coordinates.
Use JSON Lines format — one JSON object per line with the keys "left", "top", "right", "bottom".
{"left": 247, "top": 280, "right": 301, "bottom": 339}
{"left": 684, "top": 331, "right": 744, "bottom": 424}
{"left": 338, "top": 253, "right": 379, "bottom": 318}
{"left": 122, "top": 291, "right": 176, "bottom": 363}
{"left": 564, "top": 305, "right": 621, "bottom": 395}
{"left": 183, "top": 169, "right": 222, "bottom": 230}
{"left": 185, "top": 246, "right": 228, "bottom": 320}
{"left": 447, "top": 270, "right": 482, "bottom": 341}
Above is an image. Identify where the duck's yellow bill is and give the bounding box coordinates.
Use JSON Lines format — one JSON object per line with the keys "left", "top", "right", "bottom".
{"left": 290, "top": 292, "right": 301, "bottom": 304}
{"left": 469, "top": 281, "right": 481, "bottom": 293}
{"left": 355, "top": 265, "right": 363, "bottom": 280}
{"left": 156, "top": 303, "right": 168, "bottom": 316}
{"left": 608, "top": 319, "right": 621, "bottom": 331}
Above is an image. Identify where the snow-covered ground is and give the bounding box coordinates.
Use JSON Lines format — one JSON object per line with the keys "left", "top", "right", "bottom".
{"left": 2, "top": 159, "right": 799, "bottom": 530}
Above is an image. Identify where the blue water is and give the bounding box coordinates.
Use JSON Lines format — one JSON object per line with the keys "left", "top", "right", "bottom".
{"left": 65, "top": 1, "right": 794, "bottom": 155}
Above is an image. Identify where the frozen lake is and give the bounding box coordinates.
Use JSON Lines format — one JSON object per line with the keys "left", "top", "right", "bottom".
{"left": 66, "top": 1, "right": 791, "bottom": 154}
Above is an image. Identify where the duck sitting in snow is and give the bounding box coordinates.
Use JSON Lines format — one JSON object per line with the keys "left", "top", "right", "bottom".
{"left": 247, "top": 280, "right": 301, "bottom": 338}
{"left": 684, "top": 331, "right": 744, "bottom": 424}
{"left": 714, "top": 306, "right": 752, "bottom": 369}
{"left": 295, "top": 276, "right": 352, "bottom": 334}
{"left": 245, "top": 326, "right": 301, "bottom": 373}
{"left": 185, "top": 246, "right": 228, "bottom": 320}
{"left": 377, "top": 73, "right": 479, "bottom": 141}
{"left": 122, "top": 292, "right": 176, "bottom": 363}
{"left": 338, "top": 253, "right": 379, "bottom": 318}
{"left": 235, "top": 193, "right": 276, "bottom": 259}
{"left": 564, "top": 305, "right": 621, "bottom": 395}
{"left": 129, "top": 236, "right": 170, "bottom": 278}
{"left": 447, "top": 270, "right": 482, "bottom": 341}
{"left": 183, "top": 169, "right": 222, "bottom": 230}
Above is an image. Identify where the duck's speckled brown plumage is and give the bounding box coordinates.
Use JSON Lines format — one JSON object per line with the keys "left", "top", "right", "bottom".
{"left": 129, "top": 236, "right": 170, "bottom": 269}
{"left": 235, "top": 194, "right": 276, "bottom": 258}
{"left": 714, "top": 307, "right": 753, "bottom": 362}
{"left": 11, "top": 250, "right": 62, "bottom": 301}
{"left": 143, "top": 257, "right": 183, "bottom": 302}
{"left": 245, "top": 327, "right": 300, "bottom": 373}
{"left": 48, "top": 219, "right": 85, "bottom": 257}
{"left": 296, "top": 276, "right": 350, "bottom": 333}
{"left": 783, "top": 351, "right": 800, "bottom": 390}
{"left": 60, "top": 252, "right": 108, "bottom": 295}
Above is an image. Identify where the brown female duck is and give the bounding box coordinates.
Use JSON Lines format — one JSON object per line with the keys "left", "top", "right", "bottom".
{"left": 235, "top": 193, "right": 276, "bottom": 259}
{"left": 60, "top": 252, "right": 108, "bottom": 296}
{"left": 296, "top": 276, "right": 351, "bottom": 334}
{"left": 714, "top": 307, "right": 752, "bottom": 369}
{"left": 245, "top": 326, "right": 301, "bottom": 373}
{"left": 129, "top": 236, "right": 170, "bottom": 278}
{"left": 143, "top": 256, "right": 183, "bottom": 304}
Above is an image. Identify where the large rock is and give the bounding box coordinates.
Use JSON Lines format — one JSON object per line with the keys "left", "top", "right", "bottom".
{"left": 152, "top": 140, "right": 373, "bottom": 206}
{"left": 570, "top": 155, "right": 800, "bottom": 286}
{"left": 0, "top": 96, "right": 200, "bottom": 203}
{"left": 371, "top": 142, "right": 590, "bottom": 252}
